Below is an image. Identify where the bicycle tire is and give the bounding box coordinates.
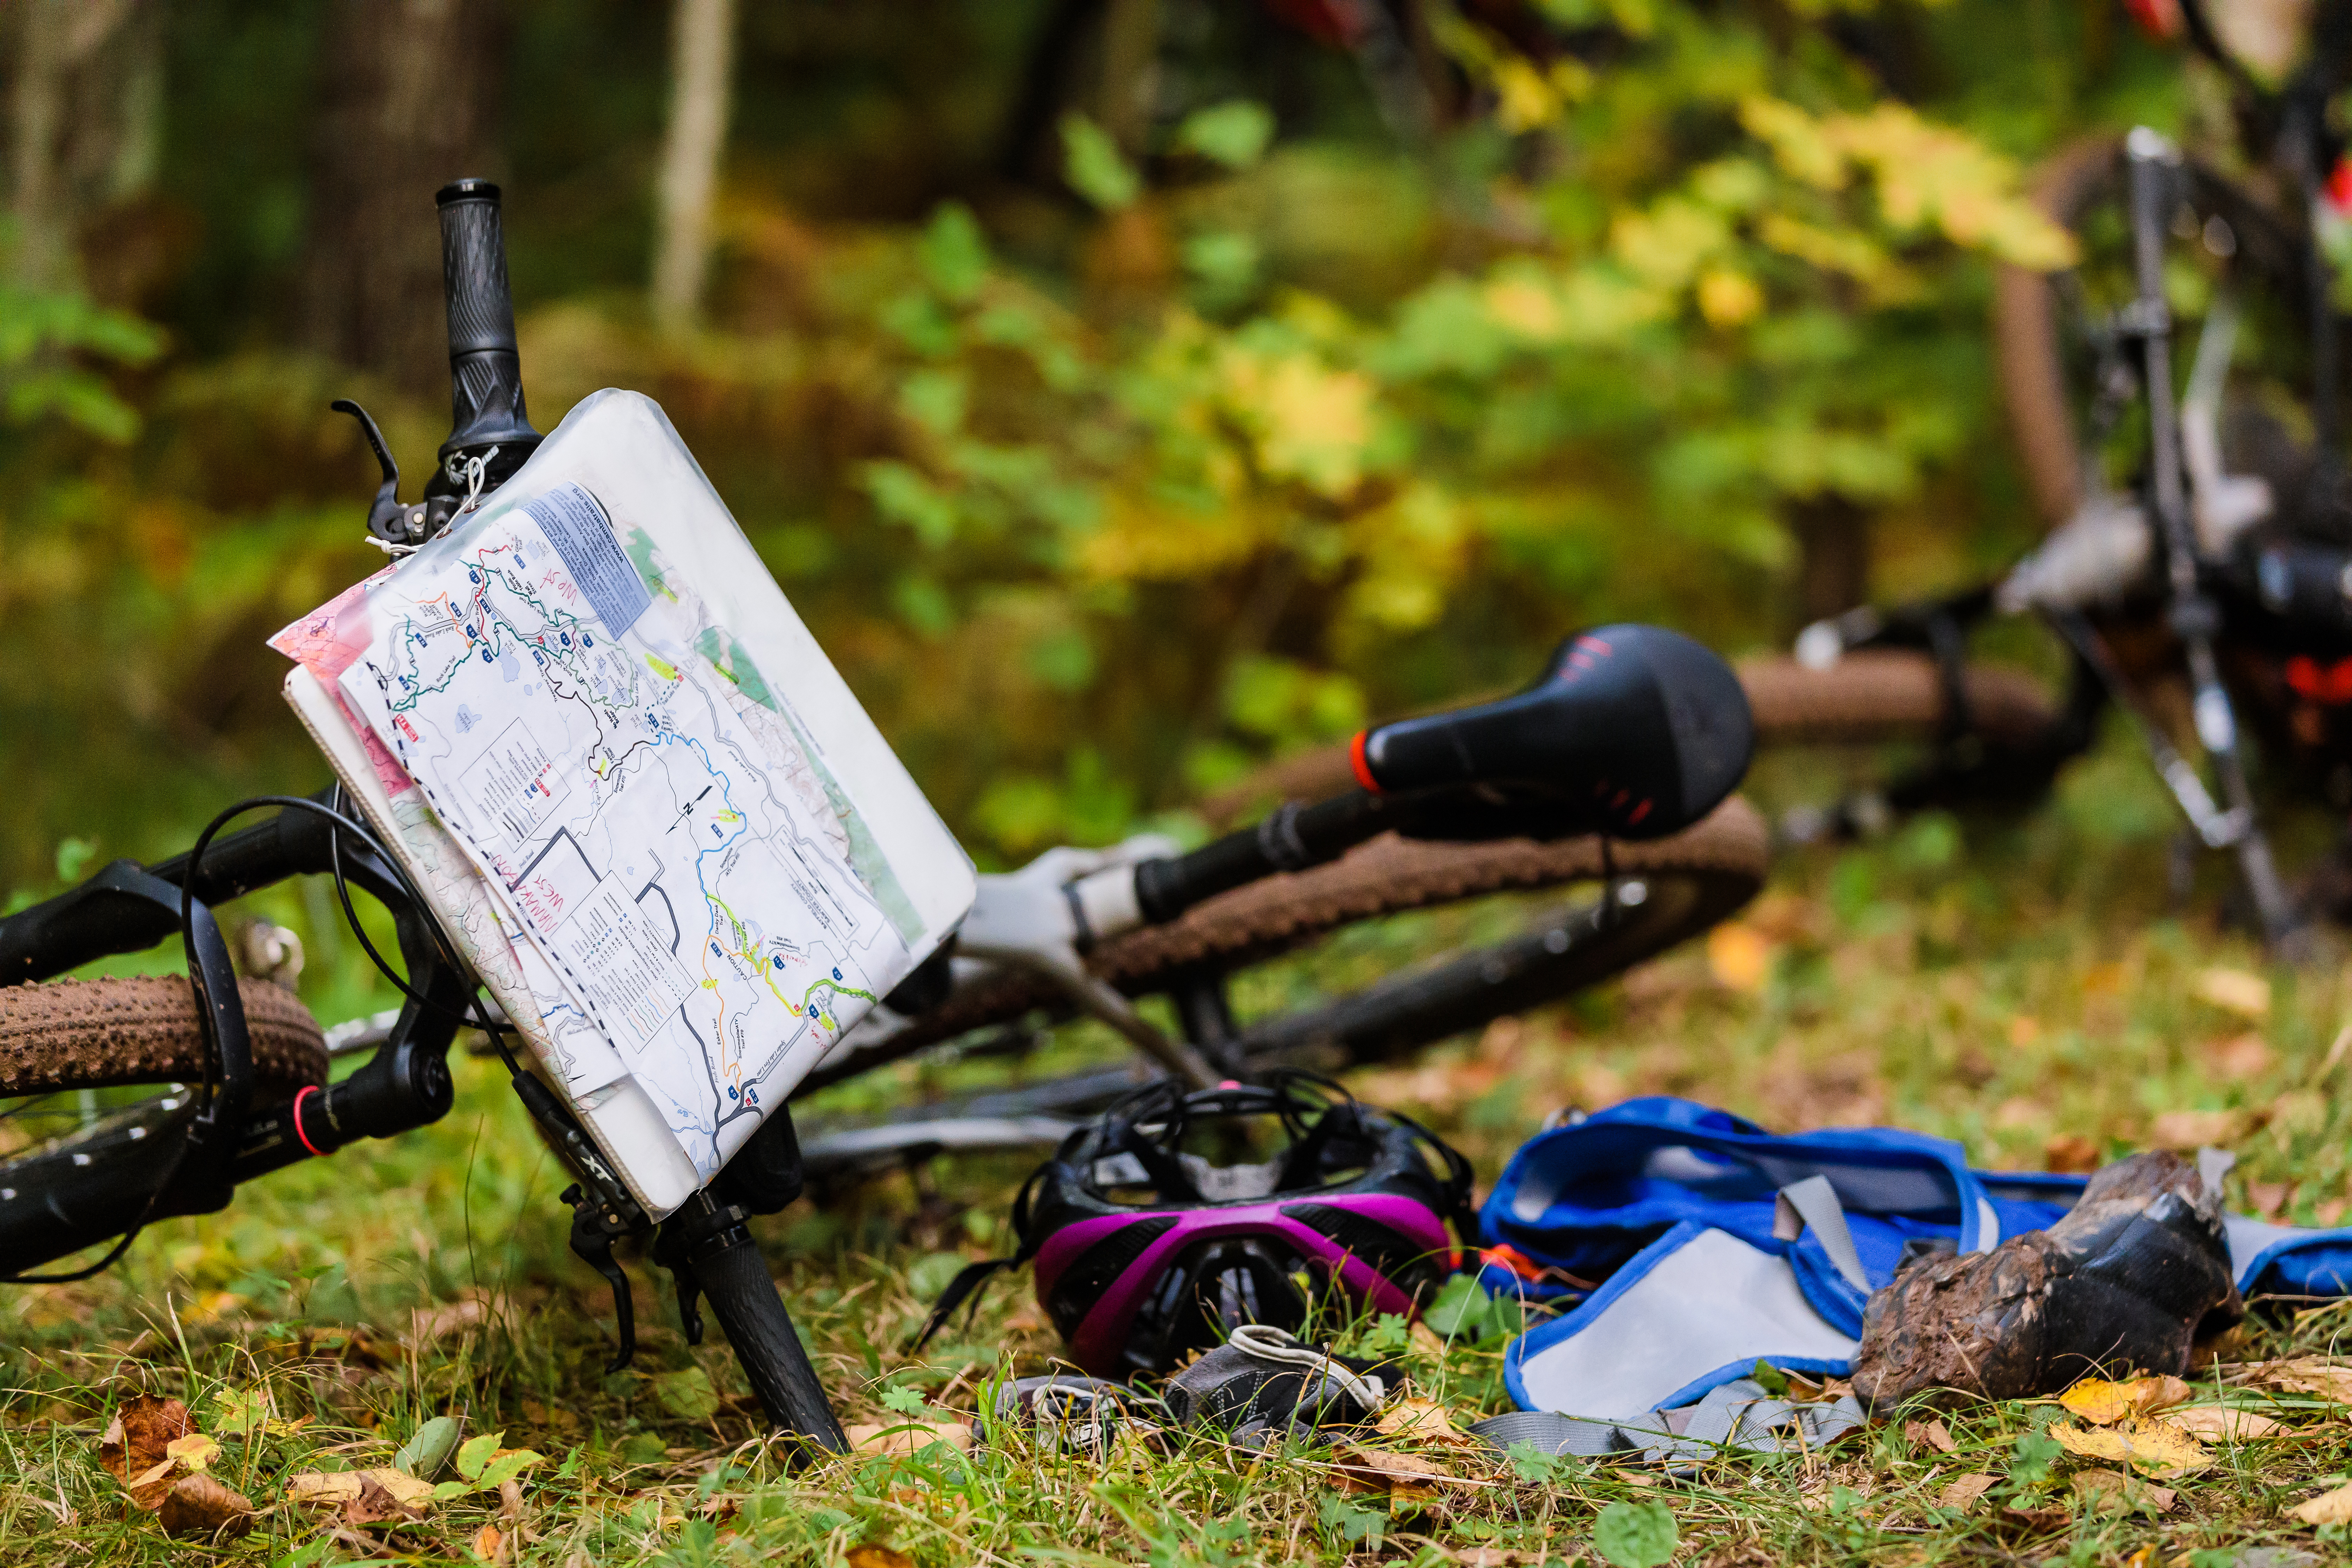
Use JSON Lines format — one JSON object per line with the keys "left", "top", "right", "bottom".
{"left": 797, "top": 797, "right": 1767, "bottom": 1094}
{"left": 796, "top": 800, "right": 1765, "bottom": 1178}
{"left": 1736, "top": 651, "right": 2062, "bottom": 750}
{"left": 1, "top": 975, "right": 328, "bottom": 1101}
{"left": 1994, "top": 134, "right": 2314, "bottom": 532}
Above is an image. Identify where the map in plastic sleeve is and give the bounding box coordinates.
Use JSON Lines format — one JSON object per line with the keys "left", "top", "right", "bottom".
{"left": 306, "top": 393, "right": 974, "bottom": 1196}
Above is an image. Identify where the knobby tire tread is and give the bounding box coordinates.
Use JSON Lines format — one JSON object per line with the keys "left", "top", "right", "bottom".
{"left": 1737, "top": 651, "right": 2061, "bottom": 750}
{"left": 0, "top": 975, "right": 329, "bottom": 1100}
{"left": 805, "top": 798, "right": 1768, "bottom": 1083}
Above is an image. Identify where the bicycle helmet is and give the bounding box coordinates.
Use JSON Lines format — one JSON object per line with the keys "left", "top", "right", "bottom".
{"left": 916, "top": 1073, "right": 1475, "bottom": 1379}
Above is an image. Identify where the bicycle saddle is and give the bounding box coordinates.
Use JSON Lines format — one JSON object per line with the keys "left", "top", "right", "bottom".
{"left": 1351, "top": 624, "right": 1751, "bottom": 841}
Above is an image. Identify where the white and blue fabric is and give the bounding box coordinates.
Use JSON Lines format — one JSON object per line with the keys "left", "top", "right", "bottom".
{"left": 1478, "top": 1097, "right": 2352, "bottom": 1437}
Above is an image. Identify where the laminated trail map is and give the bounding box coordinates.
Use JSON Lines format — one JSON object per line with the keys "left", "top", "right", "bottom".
{"left": 274, "top": 391, "right": 974, "bottom": 1217}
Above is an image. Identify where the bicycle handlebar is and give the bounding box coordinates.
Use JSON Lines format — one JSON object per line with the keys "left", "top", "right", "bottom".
{"left": 428, "top": 180, "right": 540, "bottom": 498}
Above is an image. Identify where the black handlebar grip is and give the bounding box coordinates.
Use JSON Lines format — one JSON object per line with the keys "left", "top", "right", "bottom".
{"left": 430, "top": 179, "right": 540, "bottom": 492}
{"left": 688, "top": 1228, "right": 848, "bottom": 1459}
{"left": 1133, "top": 789, "right": 1406, "bottom": 924}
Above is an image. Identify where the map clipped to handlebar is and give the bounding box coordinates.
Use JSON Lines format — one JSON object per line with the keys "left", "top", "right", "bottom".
{"left": 273, "top": 389, "right": 978, "bottom": 1218}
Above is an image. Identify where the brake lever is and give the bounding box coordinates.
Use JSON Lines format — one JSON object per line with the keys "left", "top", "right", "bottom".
{"left": 331, "top": 399, "right": 430, "bottom": 547}
{"left": 564, "top": 1183, "right": 639, "bottom": 1373}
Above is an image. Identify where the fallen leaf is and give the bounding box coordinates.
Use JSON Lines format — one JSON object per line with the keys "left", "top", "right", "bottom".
{"left": 1375, "top": 1397, "right": 1471, "bottom": 1446}
{"left": 1996, "top": 1503, "right": 2071, "bottom": 1533}
{"left": 286, "top": 1467, "right": 436, "bottom": 1511}
{"left": 2148, "top": 1108, "right": 2247, "bottom": 1149}
{"left": 470, "top": 1521, "right": 511, "bottom": 1563}
{"left": 2044, "top": 1134, "right": 2100, "bottom": 1174}
{"left": 345, "top": 1473, "right": 429, "bottom": 1526}
{"left": 2192, "top": 966, "right": 2272, "bottom": 1019}
{"left": 2205, "top": 1031, "right": 2276, "bottom": 1080}
{"left": 2070, "top": 1466, "right": 2175, "bottom": 1515}
{"left": 2046, "top": 1418, "right": 2211, "bottom": 1477}
{"left": 208, "top": 1387, "right": 274, "bottom": 1437}
{"left": 499, "top": 1478, "right": 525, "bottom": 1519}
{"left": 2262, "top": 1358, "right": 2352, "bottom": 1402}
{"left": 98, "top": 1393, "right": 195, "bottom": 1497}
{"left": 1707, "top": 923, "right": 1774, "bottom": 992}
{"left": 455, "top": 1429, "right": 505, "bottom": 1482}
{"left": 1332, "top": 1443, "right": 1460, "bottom": 1504}
{"left": 1937, "top": 1474, "right": 1996, "bottom": 1511}
{"left": 2166, "top": 1405, "right": 2287, "bottom": 1441}
{"left": 287, "top": 1471, "right": 368, "bottom": 1506}
{"left": 127, "top": 1456, "right": 182, "bottom": 1508}
{"left": 154, "top": 1472, "right": 256, "bottom": 1540}
{"left": 846, "top": 1420, "right": 974, "bottom": 1456}
{"left": 2291, "top": 1482, "right": 2352, "bottom": 1526}
{"left": 2056, "top": 1374, "right": 2190, "bottom": 1425}
{"left": 2249, "top": 1180, "right": 2294, "bottom": 1219}
{"left": 164, "top": 1432, "right": 220, "bottom": 1472}
{"left": 1002, "top": 1306, "right": 1047, "bottom": 1334}
{"left": 473, "top": 1448, "right": 545, "bottom": 1492}
{"left": 846, "top": 1548, "right": 914, "bottom": 1568}
{"left": 1905, "top": 1418, "right": 1958, "bottom": 1455}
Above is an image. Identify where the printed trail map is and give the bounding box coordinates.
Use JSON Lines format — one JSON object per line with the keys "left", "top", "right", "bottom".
{"left": 314, "top": 481, "right": 917, "bottom": 1181}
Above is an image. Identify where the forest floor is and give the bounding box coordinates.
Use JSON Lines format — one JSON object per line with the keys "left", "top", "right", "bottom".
{"left": 9, "top": 724, "right": 2352, "bottom": 1566}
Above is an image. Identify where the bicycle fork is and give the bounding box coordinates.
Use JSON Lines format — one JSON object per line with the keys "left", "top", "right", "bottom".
{"left": 2121, "top": 128, "right": 2301, "bottom": 950}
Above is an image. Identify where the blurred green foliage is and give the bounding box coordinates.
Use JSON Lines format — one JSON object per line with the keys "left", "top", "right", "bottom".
{"left": 0, "top": 0, "right": 2189, "bottom": 986}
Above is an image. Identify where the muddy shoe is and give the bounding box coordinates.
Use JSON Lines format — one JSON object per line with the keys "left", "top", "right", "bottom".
{"left": 1852, "top": 1151, "right": 2241, "bottom": 1408}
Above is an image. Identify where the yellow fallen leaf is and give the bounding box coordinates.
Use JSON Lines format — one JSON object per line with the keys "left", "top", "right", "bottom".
{"left": 846, "top": 1549, "right": 914, "bottom": 1568}
{"left": 2192, "top": 967, "right": 2271, "bottom": 1019}
{"left": 2291, "top": 1482, "right": 2352, "bottom": 1526}
{"left": 163, "top": 1433, "right": 219, "bottom": 1472}
{"left": 846, "top": 1420, "right": 973, "bottom": 1456}
{"left": 2046, "top": 1418, "right": 2211, "bottom": 1478}
{"left": 2192, "top": 968, "right": 2267, "bottom": 1020}
{"left": 470, "top": 1521, "right": 510, "bottom": 1563}
{"left": 2056, "top": 1375, "right": 2190, "bottom": 1425}
{"left": 1373, "top": 1398, "right": 1470, "bottom": 1446}
{"left": 1707, "top": 923, "right": 1774, "bottom": 992}
{"left": 2167, "top": 1406, "right": 2287, "bottom": 1441}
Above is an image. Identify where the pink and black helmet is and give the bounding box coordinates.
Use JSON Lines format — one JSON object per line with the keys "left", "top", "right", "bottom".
{"left": 970, "top": 1074, "right": 1475, "bottom": 1379}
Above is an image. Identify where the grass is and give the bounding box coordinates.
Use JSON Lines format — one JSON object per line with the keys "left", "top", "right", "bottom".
{"left": 9, "top": 718, "right": 2352, "bottom": 1566}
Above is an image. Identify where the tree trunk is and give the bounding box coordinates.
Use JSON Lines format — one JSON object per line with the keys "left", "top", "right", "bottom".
{"left": 1788, "top": 492, "right": 1872, "bottom": 626}
{"left": 301, "top": 0, "right": 509, "bottom": 396}
{"left": 6, "top": 0, "right": 157, "bottom": 290}
{"left": 651, "top": 0, "right": 737, "bottom": 335}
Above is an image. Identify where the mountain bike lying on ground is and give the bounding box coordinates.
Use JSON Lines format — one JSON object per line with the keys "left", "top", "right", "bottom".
{"left": 1725, "top": 3, "right": 2352, "bottom": 947}
{"left": 0, "top": 179, "right": 1766, "bottom": 1450}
